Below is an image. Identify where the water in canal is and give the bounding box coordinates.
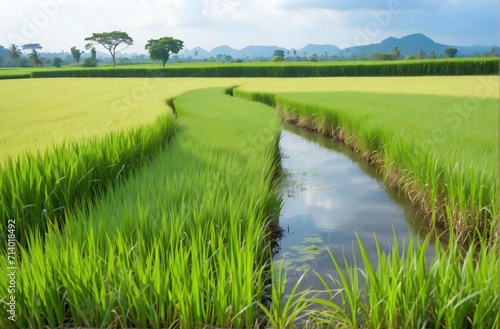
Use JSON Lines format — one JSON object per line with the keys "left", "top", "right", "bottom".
{"left": 276, "top": 125, "right": 447, "bottom": 293}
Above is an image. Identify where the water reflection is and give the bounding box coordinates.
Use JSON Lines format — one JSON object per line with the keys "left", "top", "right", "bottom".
{"left": 276, "top": 125, "right": 447, "bottom": 290}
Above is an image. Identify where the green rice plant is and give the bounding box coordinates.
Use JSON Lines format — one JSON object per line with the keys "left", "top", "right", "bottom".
{"left": 0, "top": 87, "right": 282, "bottom": 328}
{"left": 304, "top": 234, "right": 498, "bottom": 328}
{"left": 258, "top": 258, "right": 315, "bottom": 329}
{"left": 0, "top": 112, "right": 177, "bottom": 244}
{"left": 1, "top": 78, "right": 255, "bottom": 242}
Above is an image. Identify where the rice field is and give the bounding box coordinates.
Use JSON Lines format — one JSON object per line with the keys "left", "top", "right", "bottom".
{"left": 234, "top": 77, "right": 499, "bottom": 241}
{"left": 0, "top": 78, "right": 254, "bottom": 246}
{"left": 0, "top": 87, "right": 283, "bottom": 328}
{"left": 0, "top": 78, "right": 251, "bottom": 162}
{"left": 0, "top": 76, "right": 498, "bottom": 328}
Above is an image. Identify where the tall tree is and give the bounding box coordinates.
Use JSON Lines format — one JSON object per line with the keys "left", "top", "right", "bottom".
{"left": 416, "top": 49, "right": 425, "bottom": 59}
{"left": 28, "top": 49, "right": 43, "bottom": 67}
{"left": 145, "top": 37, "right": 184, "bottom": 67}
{"left": 70, "top": 46, "right": 84, "bottom": 64}
{"left": 22, "top": 43, "right": 42, "bottom": 52}
{"left": 392, "top": 46, "right": 401, "bottom": 60}
{"left": 81, "top": 47, "right": 97, "bottom": 67}
{"left": 52, "top": 57, "right": 63, "bottom": 67}
{"left": 8, "top": 44, "right": 22, "bottom": 61}
{"left": 273, "top": 50, "right": 285, "bottom": 60}
{"left": 444, "top": 48, "right": 458, "bottom": 58}
{"left": 429, "top": 51, "right": 436, "bottom": 59}
{"left": 84, "top": 31, "right": 133, "bottom": 68}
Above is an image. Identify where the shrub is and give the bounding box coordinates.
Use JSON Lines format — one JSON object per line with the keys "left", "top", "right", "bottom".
{"left": 52, "top": 57, "right": 63, "bottom": 67}
{"left": 81, "top": 57, "right": 97, "bottom": 67}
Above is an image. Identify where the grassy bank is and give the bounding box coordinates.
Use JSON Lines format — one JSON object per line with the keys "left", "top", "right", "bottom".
{"left": 0, "top": 88, "right": 282, "bottom": 328}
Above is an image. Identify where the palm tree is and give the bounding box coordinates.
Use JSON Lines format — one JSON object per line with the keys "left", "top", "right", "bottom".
{"left": 416, "top": 49, "right": 425, "bottom": 59}
{"left": 28, "top": 49, "right": 43, "bottom": 67}
{"left": 392, "top": 47, "right": 401, "bottom": 60}
{"left": 8, "top": 44, "right": 22, "bottom": 61}
{"left": 429, "top": 51, "right": 436, "bottom": 59}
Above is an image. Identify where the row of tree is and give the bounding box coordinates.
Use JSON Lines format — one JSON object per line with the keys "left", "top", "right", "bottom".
{"left": 390, "top": 47, "right": 457, "bottom": 60}
{"left": 82, "top": 31, "right": 184, "bottom": 68}
{"left": 6, "top": 43, "right": 48, "bottom": 67}
{"left": 4, "top": 31, "right": 184, "bottom": 69}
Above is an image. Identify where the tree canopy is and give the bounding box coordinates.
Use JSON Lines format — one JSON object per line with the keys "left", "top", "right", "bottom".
{"left": 8, "top": 44, "right": 22, "bottom": 60}
{"left": 392, "top": 47, "right": 401, "bottom": 60}
{"left": 444, "top": 48, "right": 458, "bottom": 58}
{"left": 273, "top": 50, "right": 285, "bottom": 60}
{"left": 70, "top": 46, "right": 83, "bottom": 64}
{"left": 28, "top": 49, "right": 43, "bottom": 67}
{"left": 52, "top": 57, "right": 63, "bottom": 67}
{"left": 84, "top": 31, "right": 133, "bottom": 68}
{"left": 145, "top": 37, "right": 184, "bottom": 67}
{"left": 22, "top": 43, "right": 42, "bottom": 51}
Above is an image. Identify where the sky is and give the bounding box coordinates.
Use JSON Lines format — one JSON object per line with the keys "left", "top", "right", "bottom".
{"left": 0, "top": 0, "right": 498, "bottom": 54}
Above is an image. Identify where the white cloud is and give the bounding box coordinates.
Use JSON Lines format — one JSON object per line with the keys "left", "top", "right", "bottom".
{"left": 202, "top": 0, "right": 248, "bottom": 22}
{"left": 0, "top": 0, "right": 497, "bottom": 52}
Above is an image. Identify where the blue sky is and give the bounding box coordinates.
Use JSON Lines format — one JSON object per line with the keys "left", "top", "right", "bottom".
{"left": 0, "top": 0, "right": 498, "bottom": 53}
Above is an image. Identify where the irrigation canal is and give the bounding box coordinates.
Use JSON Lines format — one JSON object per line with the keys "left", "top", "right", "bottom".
{"left": 275, "top": 125, "right": 447, "bottom": 293}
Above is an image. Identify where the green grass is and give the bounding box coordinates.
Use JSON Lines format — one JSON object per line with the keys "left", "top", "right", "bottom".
{"left": 234, "top": 88, "right": 498, "bottom": 242}
{"left": 0, "top": 87, "right": 282, "bottom": 328}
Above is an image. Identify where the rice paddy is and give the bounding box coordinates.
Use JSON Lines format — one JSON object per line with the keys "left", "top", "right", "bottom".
{"left": 0, "top": 78, "right": 250, "bottom": 162}
{"left": 234, "top": 78, "right": 499, "bottom": 242}
{"left": 0, "top": 75, "right": 498, "bottom": 328}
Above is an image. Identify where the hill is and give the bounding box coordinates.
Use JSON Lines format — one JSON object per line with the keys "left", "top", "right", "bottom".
{"left": 338, "top": 33, "right": 499, "bottom": 58}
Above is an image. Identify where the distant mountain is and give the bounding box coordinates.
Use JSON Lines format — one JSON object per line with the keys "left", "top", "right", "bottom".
{"left": 210, "top": 45, "right": 241, "bottom": 58}
{"left": 181, "top": 47, "right": 211, "bottom": 58}
{"left": 239, "top": 45, "right": 287, "bottom": 58}
{"left": 338, "top": 33, "right": 499, "bottom": 58}
{"left": 297, "top": 44, "right": 340, "bottom": 57}
{"left": 457, "top": 45, "right": 500, "bottom": 56}
{"left": 178, "top": 45, "right": 288, "bottom": 59}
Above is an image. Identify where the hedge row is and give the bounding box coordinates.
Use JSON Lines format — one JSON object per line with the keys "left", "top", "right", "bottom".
{"left": 0, "top": 74, "right": 31, "bottom": 80}
{"left": 30, "top": 58, "right": 500, "bottom": 78}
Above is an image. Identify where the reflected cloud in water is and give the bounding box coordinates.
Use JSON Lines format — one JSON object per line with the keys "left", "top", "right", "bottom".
{"left": 276, "top": 126, "right": 445, "bottom": 291}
